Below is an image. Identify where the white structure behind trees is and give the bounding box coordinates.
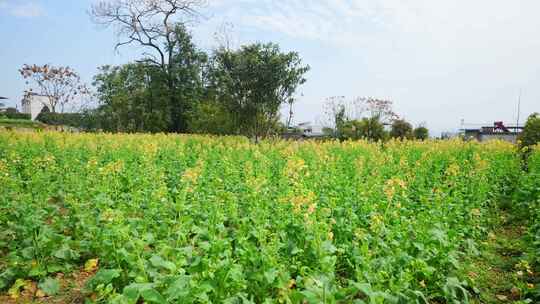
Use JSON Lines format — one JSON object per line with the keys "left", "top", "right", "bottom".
{"left": 21, "top": 94, "right": 52, "bottom": 120}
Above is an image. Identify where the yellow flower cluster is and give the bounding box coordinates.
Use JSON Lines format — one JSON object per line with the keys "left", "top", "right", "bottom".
{"left": 100, "top": 208, "right": 124, "bottom": 223}
{"left": 100, "top": 160, "right": 125, "bottom": 176}
{"left": 445, "top": 163, "right": 460, "bottom": 177}
{"left": 287, "top": 191, "right": 316, "bottom": 214}
{"left": 472, "top": 153, "right": 488, "bottom": 172}
{"left": 182, "top": 160, "right": 204, "bottom": 193}
{"left": 370, "top": 212, "right": 385, "bottom": 232}
{"left": 31, "top": 154, "right": 56, "bottom": 170}
{"left": 0, "top": 159, "right": 8, "bottom": 179}
{"left": 86, "top": 157, "right": 98, "bottom": 169}
{"left": 283, "top": 158, "right": 308, "bottom": 181}
{"left": 383, "top": 177, "right": 407, "bottom": 202}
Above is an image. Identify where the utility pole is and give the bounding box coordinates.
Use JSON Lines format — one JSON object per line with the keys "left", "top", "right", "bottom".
{"left": 516, "top": 89, "right": 522, "bottom": 131}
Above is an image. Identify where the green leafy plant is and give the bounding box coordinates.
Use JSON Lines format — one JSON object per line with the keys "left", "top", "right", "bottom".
{"left": 0, "top": 132, "right": 525, "bottom": 303}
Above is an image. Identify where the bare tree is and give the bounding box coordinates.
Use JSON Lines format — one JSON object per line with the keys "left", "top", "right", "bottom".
{"left": 91, "top": 0, "right": 205, "bottom": 67}
{"left": 90, "top": 0, "right": 207, "bottom": 132}
{"left": 360, "top": 97, "right": 399, "bottom": 123}
{"left": 19, "top": 64, "right": 89, "bottom": 113}
{"left": 323, "top": 96, "right": 348, "bottom": 128}
{"left": 213, "top": 21, "right": 236, "bottom": 51}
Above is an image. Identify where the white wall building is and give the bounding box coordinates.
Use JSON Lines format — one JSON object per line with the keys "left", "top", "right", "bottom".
{"left": 21, "top": 94, "right": 52, "bottom": 120}
{"left": 296, "top": 122, "right": 326, "bottom": 138}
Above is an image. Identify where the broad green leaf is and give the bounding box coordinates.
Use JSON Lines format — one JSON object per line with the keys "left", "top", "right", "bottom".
{"left": 141, "top": 288, "right": 167, "bottom": 304}
{"left": 86, "top": 269, "right": 121, "bottom": 289}
{"left": 165, "top": 276, "right": 190, "bottom": 301}
{"left": 150, "top": 255, "right": 176, "bottom": 272}
{"left": 264, "top": 268, "right": 278, "bottom": 284}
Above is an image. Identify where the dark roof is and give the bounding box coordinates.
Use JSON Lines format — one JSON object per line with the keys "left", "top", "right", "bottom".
{"left": 0, "top": 96, "right": 7, "bottom": 100}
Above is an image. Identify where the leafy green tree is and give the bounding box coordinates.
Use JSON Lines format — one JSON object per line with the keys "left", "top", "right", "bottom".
{"left": 92, "top": 26, "right": 206, "bottom": 133}
{"left": 361, "top": 116, "right": 388, "bottom": 141}
{"left": 341, "top": 117, "right": 387, "bottom": 141}
{"left": 91, "top": 1, "right": 206, "bottom": 133}
{"left": 93, "top": 64, "right": 170, "bottom": 132}
{"left": 208, "top": 43, "right": 309, "bottom": 141}
{"left": 168, "top": 25, "right": 208, "bottom": 132}
{"left": 341, "top": 120, "right": 363, "bottom": 140}
{"left": 390, "top": 119, "right": 413, "bottom": 139}
{"left": 413, "top": 126, "right": 429, "bottom": 140}
{"left": 323, "top": 96, "right": 396, "bottom": 141}
{"left": 519, "top": 113, "right": 540, "bottom": 149}
{"left": 187, "top": 99, "right": 235, "bottom": 135}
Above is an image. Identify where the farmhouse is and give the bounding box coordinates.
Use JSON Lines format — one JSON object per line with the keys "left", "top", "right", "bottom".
{"left": 21, "top": 93, "right": 52, "bottom": 120}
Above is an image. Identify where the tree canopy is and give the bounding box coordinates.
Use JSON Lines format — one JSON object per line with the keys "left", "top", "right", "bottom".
{"left": 390, "top": 119, "right": 413, "bottom": 139}
{"left": 413, "top": 126, "right": 429, "bottom": 140}
{"left": 208, "top": 43, "right": 310, "bottom": 140}
{"left": 519, "top": 113, "right": 540, "bottom": 149}
{"left": 91, "top": 0, "right": 206, "bottom": 133}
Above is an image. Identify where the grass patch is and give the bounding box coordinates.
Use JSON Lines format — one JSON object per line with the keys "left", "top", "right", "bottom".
{"left": 462, "top": 211, "right": 537, "bottom": 303}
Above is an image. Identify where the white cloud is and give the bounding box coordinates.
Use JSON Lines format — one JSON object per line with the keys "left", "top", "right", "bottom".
{"left": 207, "top": 0, "right": 392, "bottom": 46}
{"left": 207, "top": 0, "right": 540, "bottom": 51}
{"left": 1, "top": 1, "right": 45, "bottom": 18}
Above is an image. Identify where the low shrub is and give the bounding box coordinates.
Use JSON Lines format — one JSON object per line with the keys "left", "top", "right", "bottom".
{"left": 2, "top": 112, "right": 31, "bottom": 120}
{"left": 36, "top": 112, "right": 90, "bottom": 129}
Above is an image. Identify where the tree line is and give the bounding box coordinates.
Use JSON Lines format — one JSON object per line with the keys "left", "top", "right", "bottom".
{"left": 17, "top": 0, "right": 429, "bottom": 141}
{"left": 14, "top": 0, "right": 433, "bottom": 141}
{"left": 323, "top": 96, "right": 429, "bottom": 141}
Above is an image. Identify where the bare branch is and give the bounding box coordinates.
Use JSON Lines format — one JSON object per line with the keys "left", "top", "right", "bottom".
{"left": 19, "top": 64, "right": 89, "bottom": 113}
{"left": 90, "top": 0, "right": 206, "bottom": 67}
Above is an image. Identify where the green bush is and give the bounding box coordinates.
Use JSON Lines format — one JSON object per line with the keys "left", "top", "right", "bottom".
{"left": 36, "top": 112, "right": 91, "bottom": 130}
{"left": 340, "top": 117, "right": 387, "bottom": 141}
{"left": 187, "top": 99, "right": 236, "bottom": 135}
{"left": 413, "top": 126, "right": 429, "bottom": 140}
{"left": 519, "top": 113, "right": 540, "bottom": 149}
{"left": 390, "top": 119, "right": 413, "bottom": 139}
{"left": 3, "top": 112, "right": 31, "bottom": 120}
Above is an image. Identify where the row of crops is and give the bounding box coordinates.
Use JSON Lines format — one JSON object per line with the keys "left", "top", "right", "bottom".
{"left": 515, "top": 146, "right": 540, "bottom": 287}
{"left": 0, "top": 132, "right": 534, "bottom": 303}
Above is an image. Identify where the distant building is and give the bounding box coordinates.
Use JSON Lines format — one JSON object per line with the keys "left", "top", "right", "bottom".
{"left": 296, "top": 122, "right": 326, "bottom": 138}
{"left": 283, "top": 122, "right": 327, "bottom": 140}
{"left": 21, "top": 93, "right": 52, "bottom": 120}
{"left": 462, "top": 122, "right": 523, "bottom": 143}
{"left": 441, "top": 131, "right": 459, "bottom": 139}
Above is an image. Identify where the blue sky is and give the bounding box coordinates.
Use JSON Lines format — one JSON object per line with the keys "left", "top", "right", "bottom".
{"left": 1, "top": 0, "right": 539, "bottom": 135}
